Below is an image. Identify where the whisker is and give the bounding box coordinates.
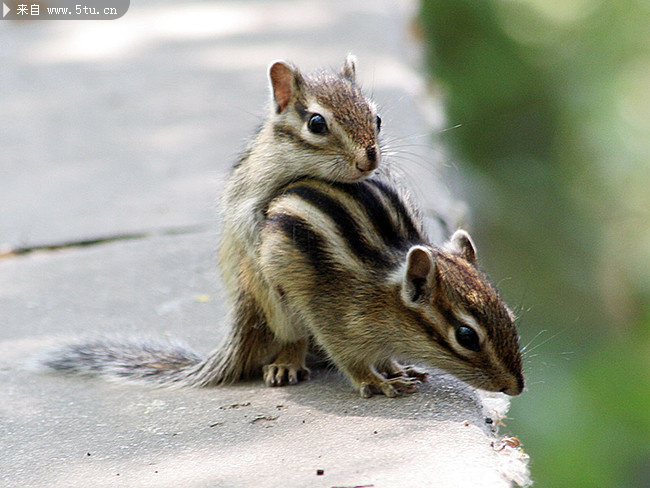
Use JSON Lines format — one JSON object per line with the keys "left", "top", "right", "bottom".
{"left": 522, "top": 329, "right": 566, "bottom": 357}
{"left": 520, "top": 329, "right": 548, "bottom": 354}
{"left": 437, "top": 123, "right": 463, "bottom": 134}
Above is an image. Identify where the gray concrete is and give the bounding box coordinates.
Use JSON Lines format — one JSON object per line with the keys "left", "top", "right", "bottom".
{"left": 0, "top": 1, "right": 530, "bottom": 486}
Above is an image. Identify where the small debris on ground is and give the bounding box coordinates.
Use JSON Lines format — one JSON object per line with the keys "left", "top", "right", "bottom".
{"left": 250, "top": 415, "right": 278, "bottom": 424}
{"left": 219, "top": 402, "right": 251, "bottom": 410}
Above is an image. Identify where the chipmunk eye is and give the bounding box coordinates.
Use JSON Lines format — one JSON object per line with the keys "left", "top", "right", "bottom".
{"left": 455, "top": 325, "right": 480, "bottom": 352}
{"left": 376, "top": 115, "right": 382, "bottom": 133}
{"left": 308, "top": 113, "right": 329, "bottom": 135}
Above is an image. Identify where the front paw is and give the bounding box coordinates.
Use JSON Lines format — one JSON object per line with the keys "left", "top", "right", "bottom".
{"left": 379, "top": 361, "right": 429, "bottom": 382}
{"left": 400, "top": 364, "right": 429, "bottom": 382}
{"left": 359, "top": 376, "right": 422, "bottom": 398}
{"left": 263, "top": 363, "right": 311, "bottom": 387}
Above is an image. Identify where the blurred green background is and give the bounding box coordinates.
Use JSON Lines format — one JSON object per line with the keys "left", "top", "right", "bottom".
{"left": 420, "top": 1, "right": 649, "bottom": 487}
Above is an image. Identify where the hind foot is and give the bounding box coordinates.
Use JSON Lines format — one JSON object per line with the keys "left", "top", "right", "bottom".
{"left": 263, "top": 363, "right": 311, "bottom": 386}
{"left": 262, "top": 339, "right": 309, "bottom": 387}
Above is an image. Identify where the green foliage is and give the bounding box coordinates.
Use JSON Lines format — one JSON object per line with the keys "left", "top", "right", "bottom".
{"left": 420, "top": 1, "right": 650, "bottom": 486}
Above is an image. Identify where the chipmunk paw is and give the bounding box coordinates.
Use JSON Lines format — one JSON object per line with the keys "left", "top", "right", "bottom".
{"left": 359, "top": 376, "right": 422, "bottom": 398}
{"left": 263, "top": 363, "right": 310, "bottom": 387}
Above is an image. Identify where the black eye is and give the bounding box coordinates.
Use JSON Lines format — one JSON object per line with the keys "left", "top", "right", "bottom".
{"left": 455, "top": 326, "right": 480, "bottom": 352}
{"left": 376, "top": 115, "right": 382, "bottom": 133}
{"left": 308, "top": 113, "right": 328, "bottom": 135}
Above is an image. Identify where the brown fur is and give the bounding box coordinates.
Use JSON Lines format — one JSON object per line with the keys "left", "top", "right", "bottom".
{"left": 306, "top": 74, "right": 376, "bottom": 148}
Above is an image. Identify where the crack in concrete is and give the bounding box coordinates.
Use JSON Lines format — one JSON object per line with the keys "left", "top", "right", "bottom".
{"left": 1, "top": 224, "right": 211, "bottom": 259}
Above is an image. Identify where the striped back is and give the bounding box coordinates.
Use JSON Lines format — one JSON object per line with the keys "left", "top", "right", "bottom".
{"left": 264, "top": 178, "right": 427, "bottom": 278}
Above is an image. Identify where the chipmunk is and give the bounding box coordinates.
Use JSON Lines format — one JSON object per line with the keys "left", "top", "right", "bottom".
{"left": 257, "top": 178, "right": 524, "bottom": 397}
{"left": 40, "top": 57, "right": 524, "bottom": 397}
{"left": 207, "top": 54, "right": 382, "bottom": 385}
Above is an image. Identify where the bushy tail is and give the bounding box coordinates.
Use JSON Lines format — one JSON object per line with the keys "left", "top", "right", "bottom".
{"left": 40, "top": 338, "right": 204, "bottom": 386}
{"left": 180, "top": 292, "right": 280, "bottom": 387}
{"left": 40, "top": 294, "right": 280, "bottom": 388}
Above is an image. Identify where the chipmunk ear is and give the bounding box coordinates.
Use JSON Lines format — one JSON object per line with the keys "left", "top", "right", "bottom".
{"left": 446, "top": 230, "right": 477, "bottom": 265}
{"left": 341, "top": 53, "right": 357, "bottom": 82}
{"left": 402, "top": 246, "right": 435, "bottom": 303}
{"left": 269, "top": 61, "right": 303, "bottom": 113}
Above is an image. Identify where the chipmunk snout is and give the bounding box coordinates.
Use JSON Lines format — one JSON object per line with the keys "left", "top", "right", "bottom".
{"left": 500, "top": 374, "right": 524, "bottom": 396}
{"left": 357, "top": 145, "right": 379, "bottom": 172}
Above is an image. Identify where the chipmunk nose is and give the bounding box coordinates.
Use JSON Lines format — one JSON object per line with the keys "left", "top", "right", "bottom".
{"left": 366, "top": 145, "right": 376, "bottom": 163}
{"left": 500, "top": 374, "right": 524, "bottom": 396}
{"left": 357, "top": 145, "right": 378, "bottom": 172}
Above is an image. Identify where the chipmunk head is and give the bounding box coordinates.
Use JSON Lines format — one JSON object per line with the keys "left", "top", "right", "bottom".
{"left": 267, "top": 54, "right": 381, "bottom": 183}
{"left": 400, "top": 230, "right": 524, "bottom": 395}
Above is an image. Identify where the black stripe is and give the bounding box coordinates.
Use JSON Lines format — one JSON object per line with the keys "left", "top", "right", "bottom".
{"left": 440, "top": 308, "right": 470, "bottom": 334}
{"left": 408, "top": 309, "right": 472, "bottom": 365}
{"left": 294, "top": 101, "right": 309, "bottom": 121}
{"left": 272, "top": 124, "right": 322, "bottom": 152}
{"left": 366, "top": 179, "right": 424, "bottom": 244}
{"left": 283, "top": 184, "right": 392, "bottom": 269}
{"left": 407, "top": 308, "right": 444, "bottom": 345}
{"left": 332, "top": 181, "right": 406, "bottom": 251}
{"left": 265, "top": 212, "right": 329, "bottom": 270}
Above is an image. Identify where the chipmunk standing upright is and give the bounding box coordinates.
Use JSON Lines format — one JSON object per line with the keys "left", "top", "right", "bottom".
{"left": 199, "top": 54, "right": 383, "bottom": 386}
